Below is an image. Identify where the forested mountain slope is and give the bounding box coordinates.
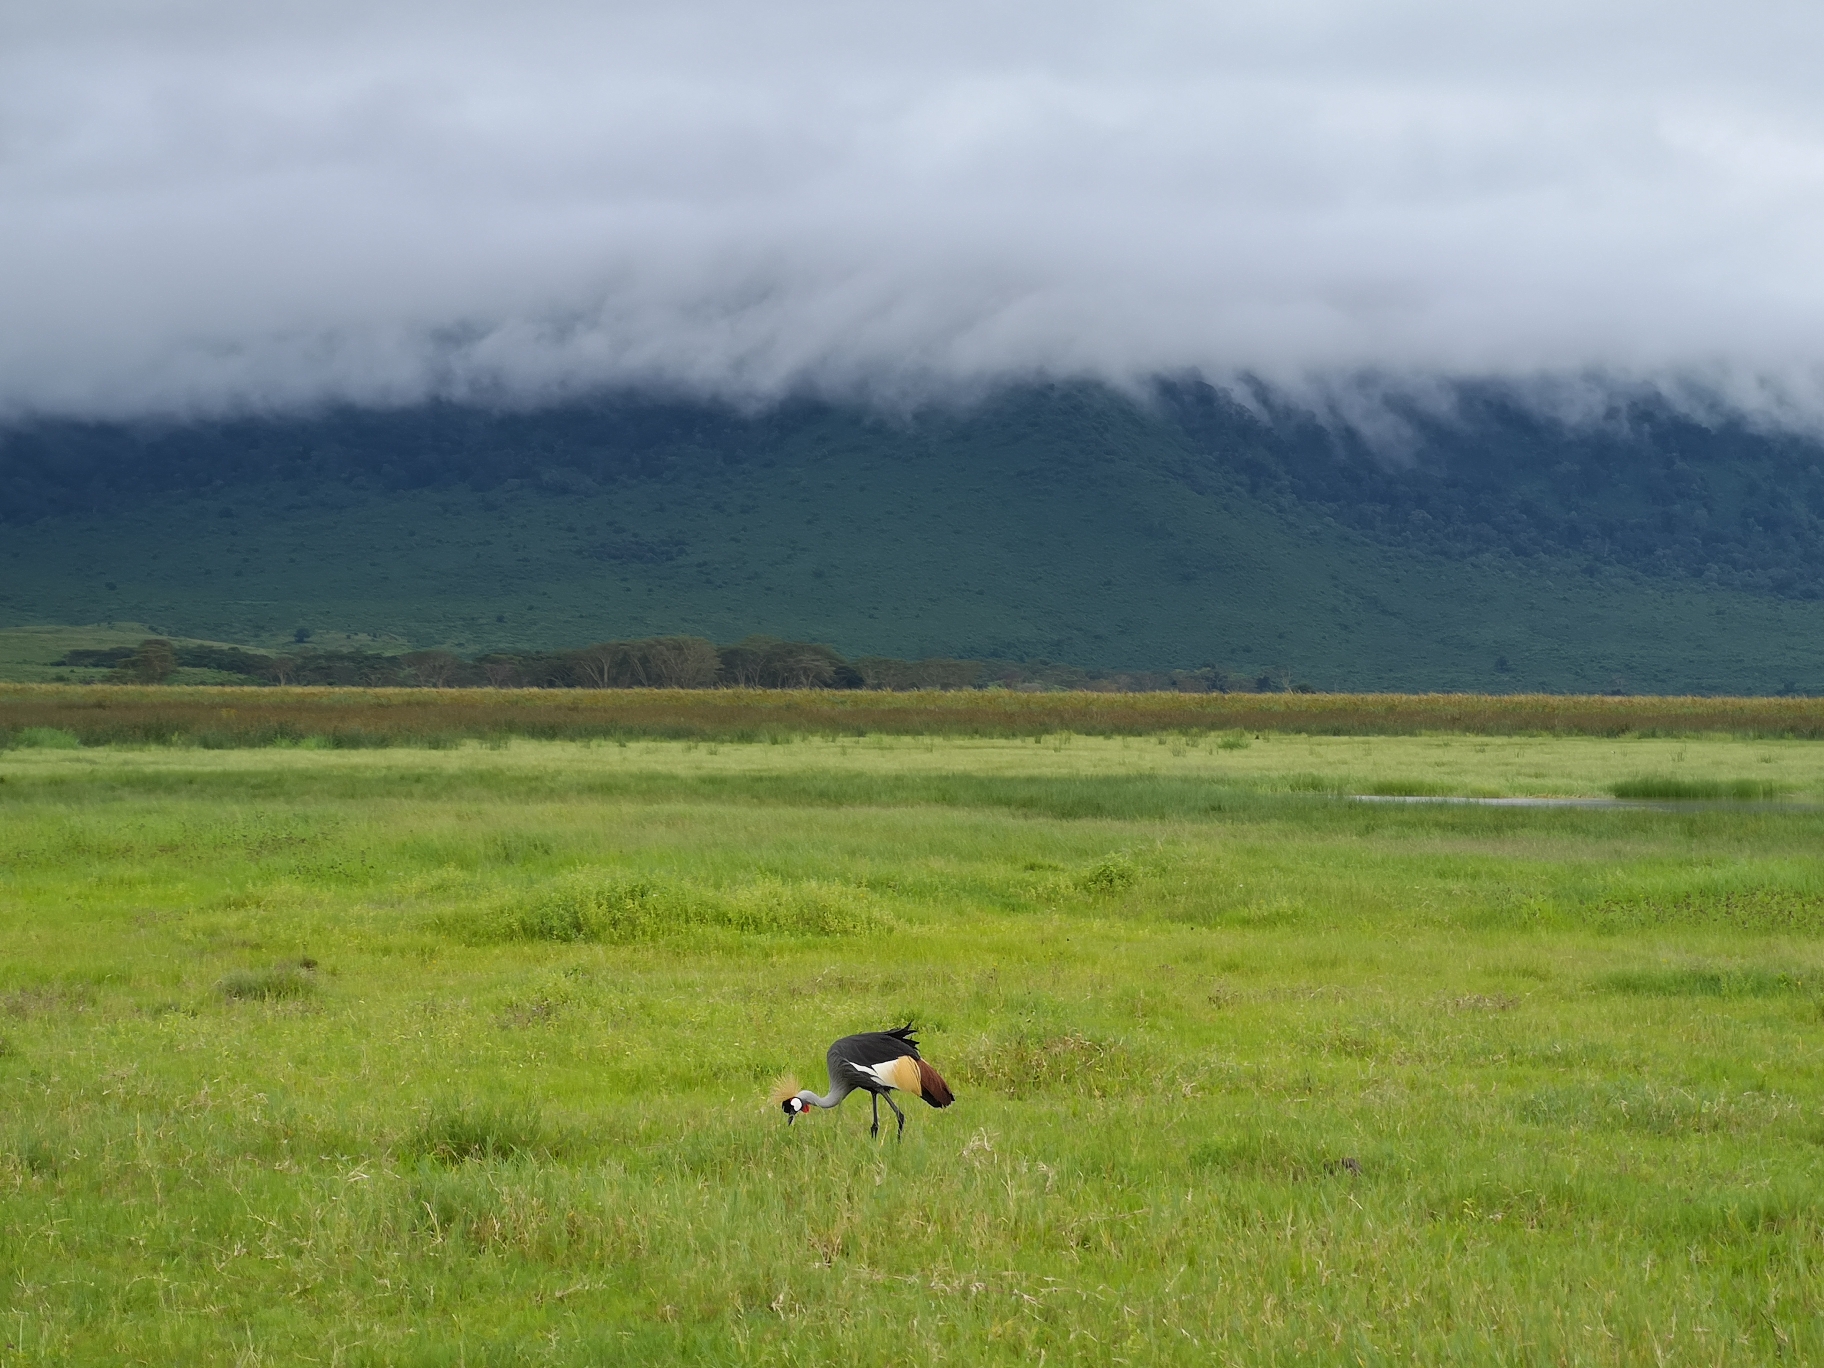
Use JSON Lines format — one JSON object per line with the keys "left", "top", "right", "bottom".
{"left": 3, "top": 383, "right": 1822, "bottom": 693}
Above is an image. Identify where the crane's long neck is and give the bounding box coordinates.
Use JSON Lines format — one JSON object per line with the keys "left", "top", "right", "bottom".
{"left": 799, "top": 1084, "right": 849, "bottom": 1109}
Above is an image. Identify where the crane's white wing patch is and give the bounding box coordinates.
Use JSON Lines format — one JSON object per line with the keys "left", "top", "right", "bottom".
{"left": 861, "top": 1057, "right": 923, "bottom": 1093}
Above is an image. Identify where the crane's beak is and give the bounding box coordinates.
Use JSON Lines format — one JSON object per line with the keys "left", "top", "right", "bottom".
{"left": 786, "top": 1110, "right": 798, "bottom": 1125}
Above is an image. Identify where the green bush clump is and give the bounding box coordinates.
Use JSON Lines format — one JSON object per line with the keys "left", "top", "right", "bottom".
{"left": 1077, "top": 854, "right": 1138, "bottom": 894}
{"left": 501, "top": 885, "right": 612, "bottom": 942}
{"left": 11, "top": 727, "right": 81, "bottom": 749}
{"left": 218, "top": 958, "right": 319, "bottom": 1001}
{"left": 463, "top": 875, "right": 889, "bottom": 945}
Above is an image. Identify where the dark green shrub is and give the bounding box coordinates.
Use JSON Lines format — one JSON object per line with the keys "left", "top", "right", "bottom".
{"left": 1610, "top": 777, "right": 1792, "bottom": 800}
{"left": 5, "top": 1131, "right": 59, "bottom": 1177}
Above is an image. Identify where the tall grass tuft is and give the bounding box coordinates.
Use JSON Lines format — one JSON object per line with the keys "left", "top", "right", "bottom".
{"left": 1599, "top": 965, "right": 1815, "bottom": 997}
{"left": 3, "top": 1130, "right": 60, "bottom": 1177}
{"left": 405, "top": 1100, "right": 550, "bottom": 1164}
{"left": 954, "top": 1029, "right": 1146, "bottom": 1098}
{"left": 1189, "top": 1130, "right": 1365, "bottom": 1181}
{"left": 218, "top": 958, "right": 318, "bottom": 1001}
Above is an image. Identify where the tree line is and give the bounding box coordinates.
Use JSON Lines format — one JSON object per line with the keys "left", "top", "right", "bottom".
{"left": 61, "top": 636, "right": 1312, "bottom": 693}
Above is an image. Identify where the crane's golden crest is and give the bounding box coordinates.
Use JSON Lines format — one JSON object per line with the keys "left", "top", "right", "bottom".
{"left": 768, "top": 1073, "right": 802, "bottom": 1107}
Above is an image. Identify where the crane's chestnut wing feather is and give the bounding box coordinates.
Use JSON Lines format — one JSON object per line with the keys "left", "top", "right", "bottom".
{"left": 915, "top": 1058, "right": 955, "bottom": 1108}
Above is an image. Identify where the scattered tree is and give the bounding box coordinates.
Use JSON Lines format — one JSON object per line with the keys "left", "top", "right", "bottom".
{"left": 479, "top": 658, "right": 524, "bottom": 688}
{"left": 716, "top": 636, "right": 777, "bottom": 688}
{"left": 401, "top": 650, "right": 466, "bottom": 687}
{"left": 115, "top": 638, "right": 177, "bottom": 684}
{"left": 639, "top": 636, "right": 720, "bottom": 688}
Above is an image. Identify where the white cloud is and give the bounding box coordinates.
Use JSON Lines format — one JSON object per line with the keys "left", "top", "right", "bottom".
{"left": 4, "top": 0, "right": 1824, "bottom": 419}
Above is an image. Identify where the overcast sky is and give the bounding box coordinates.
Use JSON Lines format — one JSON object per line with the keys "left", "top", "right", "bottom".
{"left": 4, "top": 0, "right": 1823, "bottom": 421}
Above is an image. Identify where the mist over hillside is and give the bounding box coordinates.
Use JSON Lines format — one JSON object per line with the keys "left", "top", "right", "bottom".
{"left": 9, "top": 3, "right": 1824, "bottom": 422}
{"left": 4, "top": 381, "right": 1823, "bottom": 694}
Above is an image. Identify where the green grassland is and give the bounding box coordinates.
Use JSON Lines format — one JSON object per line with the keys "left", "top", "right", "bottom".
{"left": 5, "top": 733, "right": 1824, "bottom": 1364}
{"left": 6, "top": 393, "right": 1824, "bottom": 693}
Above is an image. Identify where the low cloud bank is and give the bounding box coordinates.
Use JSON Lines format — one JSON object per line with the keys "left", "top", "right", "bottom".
{"left": 5, "top": 1, "right": 1824, "bottom": 424}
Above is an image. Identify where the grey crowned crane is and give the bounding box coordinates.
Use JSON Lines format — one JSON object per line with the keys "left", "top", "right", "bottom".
{"left": 773, "top": 1024, "right": 955, "bottom": 1138}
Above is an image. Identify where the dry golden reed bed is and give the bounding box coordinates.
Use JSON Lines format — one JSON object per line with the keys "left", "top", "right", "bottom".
{"left": 5, "top": 683, "right": 1824, "bottom": 745}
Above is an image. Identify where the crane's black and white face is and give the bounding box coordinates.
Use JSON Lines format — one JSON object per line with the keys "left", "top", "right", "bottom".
{"left": 781, "top": 1097, "right": 808, "bottom": 1124}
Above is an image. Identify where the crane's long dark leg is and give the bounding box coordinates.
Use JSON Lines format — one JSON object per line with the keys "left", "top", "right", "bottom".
{"left": 869, "top": 1092, "right": 880, "bottom": 1137}
{"left": 884, "top": 1092, "right": 907, "bottom": 1140}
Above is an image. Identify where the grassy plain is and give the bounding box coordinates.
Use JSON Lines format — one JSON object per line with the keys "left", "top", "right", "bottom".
{"left": 4, "top": 733, "right": 1824, "bottom": 1364}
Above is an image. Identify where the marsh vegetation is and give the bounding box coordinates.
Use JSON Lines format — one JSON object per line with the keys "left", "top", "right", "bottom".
{"left": 7, "top": 682, "right": 1824, "bottom": 749}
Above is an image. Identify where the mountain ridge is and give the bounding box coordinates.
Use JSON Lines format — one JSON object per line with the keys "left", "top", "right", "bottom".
{"left": 3, "top": 382, "right": 1822, "bottom": 693}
